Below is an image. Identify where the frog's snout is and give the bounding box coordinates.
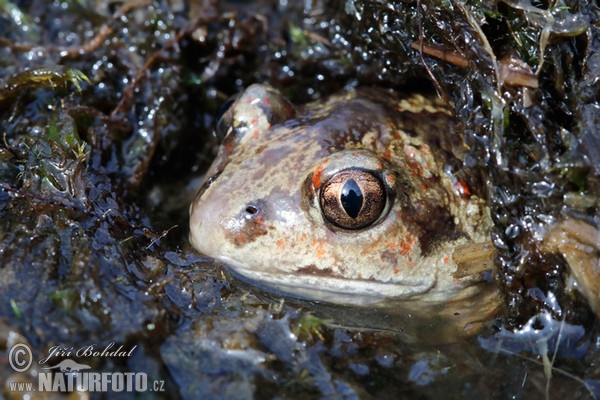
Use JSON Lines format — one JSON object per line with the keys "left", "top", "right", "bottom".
{"left": 189, "top": 195, "right": 214, "bottom": 255}
{"left": 191, "top": 190, "right": 271, "bottom": 253}
{"left": 228, "top": 199, "right": 269, "bottom": 246}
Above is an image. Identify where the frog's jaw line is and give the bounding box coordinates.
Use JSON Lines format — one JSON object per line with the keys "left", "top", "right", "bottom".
{"left": 215, "top": 256, "right": 436, "bottom": 306}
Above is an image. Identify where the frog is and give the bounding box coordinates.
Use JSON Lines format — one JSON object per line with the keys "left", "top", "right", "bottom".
{"left": 189, "top": 84, "right": 499, "bottom": 324}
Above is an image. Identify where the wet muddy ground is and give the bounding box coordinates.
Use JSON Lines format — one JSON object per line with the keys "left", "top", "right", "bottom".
{"left": 0, "top": 0, "right": 598, "bottom": 399}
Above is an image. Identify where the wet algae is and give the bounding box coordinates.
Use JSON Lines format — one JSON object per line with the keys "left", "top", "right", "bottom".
{"left": 0, "top": 0, "right": 598, "bottom": 399}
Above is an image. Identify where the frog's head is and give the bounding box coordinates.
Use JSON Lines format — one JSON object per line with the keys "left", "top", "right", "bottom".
{"left": 190, "top": 84, "right": 487, "bottom": 305}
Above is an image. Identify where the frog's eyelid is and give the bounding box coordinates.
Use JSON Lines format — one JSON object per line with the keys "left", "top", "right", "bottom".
{"left": 216, "top": 94, "right": 240, "bottom": 121}
{"left": 215, "top": 116, "right": 232, "bottom": 140}
{"left": 215, "top": 94, "right": 242, "bottom": 140}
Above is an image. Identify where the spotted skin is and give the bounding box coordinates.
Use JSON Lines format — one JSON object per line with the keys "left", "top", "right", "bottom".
{"left": 190, "top": 84, "right": 492, "bottom": 306}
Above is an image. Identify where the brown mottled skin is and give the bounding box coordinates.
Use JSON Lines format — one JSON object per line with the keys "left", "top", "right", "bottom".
{"left": 190, "top": 84, "right": 494, "bottom": 307}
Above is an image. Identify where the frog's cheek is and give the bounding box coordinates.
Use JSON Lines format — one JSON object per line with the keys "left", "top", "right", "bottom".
{"left": 219, "top": 259, "right": 438, "bottom": 306}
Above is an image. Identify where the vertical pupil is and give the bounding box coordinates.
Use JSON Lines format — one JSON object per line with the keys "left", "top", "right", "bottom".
{"left": 341, "top": 179, "right": 363, "bottom": 219}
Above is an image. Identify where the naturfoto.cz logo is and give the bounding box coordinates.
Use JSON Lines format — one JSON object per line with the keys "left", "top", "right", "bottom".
{"left": 7, "top": 342, "right": 165, "bottom": 393}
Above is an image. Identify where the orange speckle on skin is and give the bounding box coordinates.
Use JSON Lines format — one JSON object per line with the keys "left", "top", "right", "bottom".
{"left": 407, "top": 161, "right": 421, "bottom": 177}
{"left": 312, "top": 239, "right": 326, "bottom": 259}
{"left": 399, "top": 241, "right": 412, "bottom": 256}
{"left": 454, "top": 180, "right": 471, "bottom": 198}
{"left": 444, "top": 256, "right": 450, "bottom": 264}
{"left": 385, "top": 174, "right": 395, "bottom": 186}
{"left": 361, "top": 234, "right": 382, "bottom": 253}
{"left": 421, "top": 183, "right": 428, "bottom": 190}
{"left": 396, "top": 234, "right": 416, "bottom": 256}
{"left": 312, "top": 165, "right": 324, "bottom": 189}
{"left": 276, "top": 239, "right": 286, "bottom": 249}
{"left": 385, "top": 236, "right": 415, "bottom": 256}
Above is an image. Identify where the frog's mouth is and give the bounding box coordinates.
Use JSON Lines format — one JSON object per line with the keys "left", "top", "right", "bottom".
{"left": 215, "top": 256, "right": 436, "bottom": 306}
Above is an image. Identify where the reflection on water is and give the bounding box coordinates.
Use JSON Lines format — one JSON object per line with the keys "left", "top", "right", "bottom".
{"left": 160, "top": 284, "right": 600, "bottom": 399}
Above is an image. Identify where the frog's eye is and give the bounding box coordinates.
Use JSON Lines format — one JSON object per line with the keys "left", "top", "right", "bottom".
{"left": 319, "top": 169, "right": 387, "bottom": 230}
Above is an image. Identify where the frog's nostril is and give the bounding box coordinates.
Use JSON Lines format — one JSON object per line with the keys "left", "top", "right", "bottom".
{"left": 242, "top": 201, "right": 263, "bottom": 219}
{"left": 240, "top": 200, "right": 265, "bottom": 220}
{"left": 245, "top": 205, "right": 258, "bottom": 215}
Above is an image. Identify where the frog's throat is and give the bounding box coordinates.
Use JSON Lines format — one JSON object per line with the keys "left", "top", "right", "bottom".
{"left": 215, "top": 255, "right": 437, "bottom": 306}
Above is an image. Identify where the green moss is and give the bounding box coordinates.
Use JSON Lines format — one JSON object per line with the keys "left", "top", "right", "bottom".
{"left": 293, "top": 313, "right": 329, "bottom": 342}
{"left": 1, "top": 66, "right": 89, "bottom": 105}
{"left": 9, "top": 298, "right": 22, "bottom": 319}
